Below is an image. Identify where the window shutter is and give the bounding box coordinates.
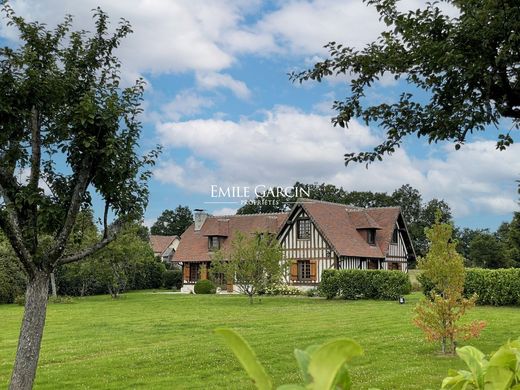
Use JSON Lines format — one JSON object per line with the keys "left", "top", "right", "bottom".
{"left": 310, "top": 260, "right": 317, "bottom": 281}
{"left": 183, "top": 263, "right": 190, "bottom": 280}
{"left": 290, "top": 261, "right": 298, "bottom": 281}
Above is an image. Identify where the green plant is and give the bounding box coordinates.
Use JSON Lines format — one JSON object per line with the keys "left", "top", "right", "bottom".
{"left": 442, "top": 338, "right": 520, "bottom": 389}
{"left": 163, "top": 269, "right": 183, "bottom": 290}
{"left": 318, "top": 269, "right": 411, "bottom": 300}
{"left": 194, "top": 279, "right": 216, "bottom": 294}
{"left": 414, "top": 213, "right": 485, "bottom": 354}
{"left": 211, "top": 232, "right": 286, "bottom": 303}
{"left": 419, "top": 269, "right": 520, "bottom": 306}
{"left": 14, "top": 295, "right": 25, "bottom": 306}
{"left": 263, "top": 284, "right": 301, "bottom": 296}
{"left": 48, "top": 296, "right": 74, "bottom": 304}
{"left": 215, "top": 328, "right": 363, "bottom": 390}
{"left": 305, "top": 288, "right": 319, "bottom": 297}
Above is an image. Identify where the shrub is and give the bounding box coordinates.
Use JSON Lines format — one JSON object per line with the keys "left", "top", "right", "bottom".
{"left": 14, "top": 295, "right": 25, "bottom": 306}
{"left": 318, "top": 269, "right": 340, "bottom": 299}
{"left": 305, "top": 288, "right": 319, "bottom": 297}
{"left": 194, "top": 279, "right": 216, "bottom": 294}
{"left": 419, "top": 268, "right": 520, "bottom": 306}
{"left": 0, "top": 250, "right": 26, "bottom": 304}
{"left": 319, "top": 269, "right": 411, "bottom": 300}
{"left": 48, "top": 295, "right": 74, "bottom": 304}
{"left": 263, "top": 284, "right": 301, "bottom": 296}
{"left": 163, "top": 269, "right": 183, "bottom": 290}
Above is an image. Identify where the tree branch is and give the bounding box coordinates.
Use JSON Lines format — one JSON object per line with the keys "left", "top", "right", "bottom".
{"left": 103, "top": 200, "right": 109, "bottom": 239}
{"left": 28, "top": 106, "right": 41, "bottom": 254}
{"left": 49, "top": 156, "right": 92, "bottom": 261}
{"left": 0, "top": 185, "right": 35, "bottom": 277}
{"left": 29, "top": 106, "right": 41, "bottom": 191}
{"left": 57, "top": 236, "right": 113, "bottom": 265}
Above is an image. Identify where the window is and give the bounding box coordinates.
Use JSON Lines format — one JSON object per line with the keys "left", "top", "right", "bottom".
{"left": 368, "top": 259, "right": 379, "bottom": 269}
{"left": 298, "top": 260, "right": 311, "bottom": 280}
{"left": 208, "top": 236, "right": 220, "bottom": 251}
{"left": 389, "top": 262, "right": 400, "bottom": 271}
{"left": 297, "top": 219, "right": 311, "bottom": 239}
{"left": 367, "top": 229, "right": 376, "bottom": 245}
{"left": 392, "top": 228, "right": 398, "bottom": 244}
{"left": 189, "top": 263, "right": 199, "bottom": 282}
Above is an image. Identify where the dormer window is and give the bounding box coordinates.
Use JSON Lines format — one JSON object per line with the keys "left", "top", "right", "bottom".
{"left": 297, "top": 218, "right": 311, "bottom": 239}
{"left": 208, "top": 236, "right": 220, "bottom": 251}
{"left": 367, "top": 229, "right": 376, "bottom": 245}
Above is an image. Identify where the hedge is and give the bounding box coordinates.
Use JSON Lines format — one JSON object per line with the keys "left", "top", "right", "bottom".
{"left": 319, "top": 269, "right": 411, "bottom": 300}
{"left": 418, "top": 268, "right": 520, "bottom": 306}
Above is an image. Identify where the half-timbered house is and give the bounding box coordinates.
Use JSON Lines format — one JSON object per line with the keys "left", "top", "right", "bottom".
{"left": 173, "top": 199, "right": 415, "bottom": 292}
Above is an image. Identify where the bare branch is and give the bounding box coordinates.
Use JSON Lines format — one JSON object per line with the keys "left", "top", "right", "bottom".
{"left": 28, "top": 106, "right": 41, "bottom": 254}
{"left": 29, "top": 106, "right": 41, "bottom": 190}
{"left": 103, "top": 200, "right": 109, "bottom": 239}
{"left": 0, "top": 185, "right": 35, "bottom": 277}
{"left": 49, "top": 156, "right": 92, "bottom": 261}
{"left": 57, "top": 236, "right": 113, "bottom": 265}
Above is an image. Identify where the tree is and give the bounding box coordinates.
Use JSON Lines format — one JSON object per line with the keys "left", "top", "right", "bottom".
{"left": 413, "top": 214, "right": 485, "bottom": 354}
{"left": 94, "top": 224, "right": 161, "bottom": 298}
{"left": 391, "top": 185, "right": 422, "bottom": 226}
{"left": 211, "top": 232, "right": 285, "bottom": 304}
{"left": 0, "top": 7, "right": 158, "bottom": 388}
{"left": 454, "top": 227, "right": 487, "bottom": 265}
{"left": 413, "top": 199, "right": 453, "bottom": 257}
{"left": 468, "top": 231, "right": 509, "bottom": 269}
{"left": 150, "top": 206, "right": 193, "bottom": 236}
{"left": 291, "top": 0, "right": 520, "bottom": 165}
{"left": 508, "top": 212, "right": 520, "bottom": 267}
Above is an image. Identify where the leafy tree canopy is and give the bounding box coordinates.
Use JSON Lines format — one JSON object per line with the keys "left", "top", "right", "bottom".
{"left": 150, "top": 205, "right": 193, "bottom": 236}
{"left": 291, "top": 0, "right": 520, "bottom": 165}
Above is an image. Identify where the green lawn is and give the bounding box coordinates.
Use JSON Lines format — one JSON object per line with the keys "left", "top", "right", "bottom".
{"left": 1, "top": 292, "right": 519, "bottom": 389}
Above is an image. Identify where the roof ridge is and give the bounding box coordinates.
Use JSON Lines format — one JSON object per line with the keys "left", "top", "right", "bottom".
{"left": 208, "top": 212, "right": 289, "bottom": 218}
{"left": 296, "top": 198, "right": 360, "bottom": 208}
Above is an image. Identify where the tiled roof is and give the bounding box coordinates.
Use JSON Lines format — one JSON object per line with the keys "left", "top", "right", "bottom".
{"left": 294, "top": 199, "right": 402, "bottom": 258}
{"left": 149, "top": 235, "right": 178, "bottom": 255}
{"left": 173, "top": 213, "right": 288, "bottom": 262}
{"left": 173, "top": 199, "right": 408, "bottom": 262}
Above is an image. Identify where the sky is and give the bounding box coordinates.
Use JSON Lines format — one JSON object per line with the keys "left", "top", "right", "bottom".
{"left": 1, "top": 0, "right": 518, "bottom": 231}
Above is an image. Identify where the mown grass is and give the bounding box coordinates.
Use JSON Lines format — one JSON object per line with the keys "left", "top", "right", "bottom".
{"left": 1, "top": 292, "right": 519, "bottom": 389}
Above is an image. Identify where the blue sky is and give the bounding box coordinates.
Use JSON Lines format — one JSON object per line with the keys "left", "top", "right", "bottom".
{"left": 1, "top": 0, "right": 518, "bottom": 231}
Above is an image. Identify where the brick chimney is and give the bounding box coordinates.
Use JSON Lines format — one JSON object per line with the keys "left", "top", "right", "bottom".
{"left": 194, "top": 209, "right": 208, "bottom": 231}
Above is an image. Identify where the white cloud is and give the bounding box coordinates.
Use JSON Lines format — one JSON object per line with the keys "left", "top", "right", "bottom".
{"left": 160, "top": 90, "right": 214, "bottom": 121}
{"left": 0, "top": 0, "right": 256, "bottom": 76}
{"left": 196, "top": 72, "right": 251, "bottom": 100}
{"left": 212, "top": 207, "right": 238, "bottom": 216}
{"left": 154, "top": 106, "right": 520, "bottom": 219}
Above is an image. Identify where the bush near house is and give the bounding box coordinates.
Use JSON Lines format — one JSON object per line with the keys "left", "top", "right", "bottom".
{"left": 163, "top": 269, "right": 183, "bottom": 290}
{"left": 419, "top": 268, "right": 520, "bottom": 306}
{"left": 194, "top": 279, "right": 216, "bottom": 294}
{"left": 319, "top": 269, "right": 411, "bottom": 300}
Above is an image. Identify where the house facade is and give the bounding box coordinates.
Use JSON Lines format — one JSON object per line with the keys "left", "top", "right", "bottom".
{"left": 149, "top": 235, "right": 180, "bottom": 263}
{"left": 172, "top": 199, "right": 415, "bottom": 292}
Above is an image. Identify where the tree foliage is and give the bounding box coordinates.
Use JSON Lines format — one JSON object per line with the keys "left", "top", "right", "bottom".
{"left": 468, "top": 232, "right": 509, "bottom": 269}
{"left": 414, "top": 214, "right": 485, "bottom": 354}
{"left": 150, "top": 205, "right": 193, "bottom": 236}
{"left": 0, "top": 6, "right": 158, "bottom": 387}
{"left": 291, "top": 0, "right": 520, "bottom": 165}
{"left": 211, "top": 232, "right": 285, "bottom": 303}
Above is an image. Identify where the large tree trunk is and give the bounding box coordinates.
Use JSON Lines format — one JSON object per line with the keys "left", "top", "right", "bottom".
{"left": 9, "top": 271, "right": 50, "bottom": 390}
